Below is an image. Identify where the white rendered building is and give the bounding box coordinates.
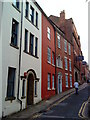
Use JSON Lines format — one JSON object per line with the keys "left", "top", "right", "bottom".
{"left": 1, "top": 0, "right": 42, "bottom": 117}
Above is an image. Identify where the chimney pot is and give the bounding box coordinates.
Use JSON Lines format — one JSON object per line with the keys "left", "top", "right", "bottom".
{"left": 60, "top": 10, "right": 65, "bottom": 20}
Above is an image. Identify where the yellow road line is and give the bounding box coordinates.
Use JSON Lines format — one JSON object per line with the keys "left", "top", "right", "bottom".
{"left": 78, "top": 100, "right": 88, "bottom": 119}
{"left": 82, "top": 101, "right": 88, "bottom": 118}
{"left": 47, "top": 93, "right": 73, "bottom": 110}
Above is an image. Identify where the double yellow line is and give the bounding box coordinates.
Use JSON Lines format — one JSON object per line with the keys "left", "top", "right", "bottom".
{"left": 78, "top": 100, "right": 88, "bottom": 119}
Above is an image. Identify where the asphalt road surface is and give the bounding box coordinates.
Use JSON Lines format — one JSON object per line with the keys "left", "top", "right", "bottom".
{"left": 34, "top": 85, "right": 90, "bottom": 120}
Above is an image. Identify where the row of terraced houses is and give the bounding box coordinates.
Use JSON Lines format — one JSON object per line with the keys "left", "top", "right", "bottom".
{"left": 0, "top": 0, "right": 89, "bottom": 118}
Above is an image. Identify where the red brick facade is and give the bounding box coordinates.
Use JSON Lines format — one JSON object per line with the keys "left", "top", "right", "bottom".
{"left": 49, "top": 10, "right": 83, "bottom": 84}
{"left": 41, "top": 14, "right": 55, "bottom": 100}
{"left": 55, "top": 30, "right": 74, "bottom": 93}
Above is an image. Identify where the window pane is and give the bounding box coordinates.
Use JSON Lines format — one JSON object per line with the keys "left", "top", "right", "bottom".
{"left": 22, "top": 80, "right": 25, "bottom": 96}
{"left": 48, "top": 47, "right": 51, "bottom": 63}
{"left": 52, "top": 75, "right": 54, "bottom": 89}
{"left": 7, "top": 67, "right": 16, "bottom": 97}
{"left": 65, "top": 58, "right": 68, "bottom": 70}
{"left": 26, "top": 2, "right": 29, "bottom": 17}
{"left": 69, "top": 60, "right": 71, "bottom": 71}
{"left": 30, "top": 33, "right": 34, "bottom": 55}
{"left": 58, "top": 56, "right": 60, "bottom": 67}
{"left": 70, "top": 76, "right": 72, "bottom": 87}
{"left": 30, "top": 6, "right": 34, "bottom": 24}
{"left": 48, "top": 74, "right": 50, "bottom": 89}
{"left": 35, "top": 37, "right": 38, "bottom": 57}
{"left": 64, "top": 40, "right": 67, "bottom": 52}
{"left": 24, "top": 29, "right": 28, "bottom": 52}
{"left": 57, "top": 35, "right": 60, "bottom": 48}
{"left": 65, "top": 74, "right": 68, "bottom": 87}
{"left": 69, "top": 43, "right": 71, "bottom": 55}
{"left": 11, "top": 19, "right": 18, "bottom": 47}
{"left": 52, "top": 52, "right": 54, "bottom": 65}
{"left": 47, "top": 27, "right": 50, "bottom": 40}
{"left": 13, "top": 0, "right": 19, "bottom": 9}
{"left": 36, "top": 12, "right": 38, "bottom": 27}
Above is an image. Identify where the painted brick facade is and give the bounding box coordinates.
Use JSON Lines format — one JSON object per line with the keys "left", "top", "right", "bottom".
{"left": 49, "top": 10, "right": 82, "bottom": 84}
{"left": 55, "top": 30, "right": 74, "bottom": 92}
{"left": 42, "top": 14, "right": 55, "bottom": 100}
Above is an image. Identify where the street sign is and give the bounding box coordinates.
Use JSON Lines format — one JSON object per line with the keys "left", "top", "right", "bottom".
{"left": 76, "top": 56, "right": 84, "bottom": 61}
{"left": 82, "top": 61, "right": 87, "bottom": 65}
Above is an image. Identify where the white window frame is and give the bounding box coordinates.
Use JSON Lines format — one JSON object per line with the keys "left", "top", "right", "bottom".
{"left": 52, "top": 75, "right": 55, "bottom": 89}
{"left": 68, "top": 43, "right": 71, "bottom": 55}
{"left": 57, "top": 34, "right": 60, "bottom": 48}
{"left": 70, "top": 74, "right": 72, "bottom": 87}
{"left": 65, "top": 73, "right": 68, "bottom": 87}
{"left": 52, "top": 52, "right": 55, "bottom": 65}
{"left": 48, "top": 74, "right": 51, "bottom": 90}
{"left": 69, "top": 59, "right": 72, "bottom": 72}
{"left": 64, "top": 57, "right": 68, "bottom": 70}
{"left": 57, "top": 56, "right": 63, "bottom": 68}
{"left": 64, "top": 39, "right": 67, "bottom": 53}
{"left": 47, "top": 27, "right": 51, "bottom": 40}
{"left": 48, "top": 47, "right": 51, "bottom": 63}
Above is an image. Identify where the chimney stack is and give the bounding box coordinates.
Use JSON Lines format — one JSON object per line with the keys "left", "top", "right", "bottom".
{"left": 60, "top": 10, "right": 65, "bottom": 20}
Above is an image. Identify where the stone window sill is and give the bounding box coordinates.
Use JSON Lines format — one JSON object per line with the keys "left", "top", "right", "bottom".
{"left": 10, "top": 43, "right": 19, "bottom": 49}
{"left": 5, "top": 96, "right": 16, "bottom": 101}
{"left": 21, "top": 96, "right": 26, "bottom": 99}
{"left": 23, "top": 50, "right": 39, "bottom": 59}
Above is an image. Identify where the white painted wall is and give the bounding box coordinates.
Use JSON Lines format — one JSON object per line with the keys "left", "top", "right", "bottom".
{"left": 1, "top": 1, "right": 42, "bottom": 116}
{"left": 2, "top": 2, "right": 21, "bottom": 116}
{"left": 0, "top": 2, "right": 3, "bottom": 118}
{"left": 20, "top": 1, "right": 42, "bottom": 106}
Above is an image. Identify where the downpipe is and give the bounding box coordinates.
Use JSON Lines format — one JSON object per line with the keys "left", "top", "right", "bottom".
{"left": 17, "top": 1, "right": 23, "bottom": 111}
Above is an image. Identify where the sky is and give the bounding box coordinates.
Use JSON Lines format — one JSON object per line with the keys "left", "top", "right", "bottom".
{"left": 36, "top": 0, "right": 88, "bottom": 63}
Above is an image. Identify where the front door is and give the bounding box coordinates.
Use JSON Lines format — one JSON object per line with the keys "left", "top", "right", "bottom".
{"left": 58, "top": 73, "right": 62, "bottom": 93}
{"left": 27, "top": 74, "right": 34, "bottom": 105}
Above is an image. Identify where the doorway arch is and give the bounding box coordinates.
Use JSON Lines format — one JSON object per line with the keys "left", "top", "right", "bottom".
{"left": 26, "top": 69, "right": 39, "bottom": 106}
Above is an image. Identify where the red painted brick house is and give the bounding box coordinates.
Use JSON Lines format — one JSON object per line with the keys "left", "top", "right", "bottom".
{"left": 53, "top": 25, "right": 74, "bottom": 92}
{"left": 41, "top": 13, "right": 55, "bottom": 100}
{"left": 49, "top": 10, "right": 82, "bottom": 85}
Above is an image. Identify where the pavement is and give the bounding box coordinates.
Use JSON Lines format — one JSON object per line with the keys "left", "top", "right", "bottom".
{"left": 2, "top": 83, "right": 88, "bottom": 120}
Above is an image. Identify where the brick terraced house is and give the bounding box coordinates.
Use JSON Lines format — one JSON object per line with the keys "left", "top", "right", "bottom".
{"left": 49, "top": 10, "right": 83, "bottom": 84}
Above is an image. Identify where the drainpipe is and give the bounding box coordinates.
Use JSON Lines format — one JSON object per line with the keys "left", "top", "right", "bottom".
{"left": 54, "top": 28, "right": 57, "bottom": 94}
{"left": 17, "top": 1, "right": 23, "bottom": 111}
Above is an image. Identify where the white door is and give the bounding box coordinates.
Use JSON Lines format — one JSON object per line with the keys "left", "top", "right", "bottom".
{"left": 58, "top": 73, "right": 62, "bottom": 93}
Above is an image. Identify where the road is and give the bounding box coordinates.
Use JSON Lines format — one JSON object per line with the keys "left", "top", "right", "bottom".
{"left": 33, "top": 85, "right": 90, "bottom": 120}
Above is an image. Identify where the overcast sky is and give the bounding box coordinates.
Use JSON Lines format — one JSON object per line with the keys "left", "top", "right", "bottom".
{"left": 36, "top": 0, "right": 88, "bottom": 63}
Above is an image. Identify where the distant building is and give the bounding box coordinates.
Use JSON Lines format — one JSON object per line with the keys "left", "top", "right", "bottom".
{"left": 82, "top": 61, "right": 89, "bottom": 82}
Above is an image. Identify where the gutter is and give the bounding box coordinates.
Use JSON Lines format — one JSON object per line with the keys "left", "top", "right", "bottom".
{"left": 17, "top": 1, "right": 23, "bottom": 110}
